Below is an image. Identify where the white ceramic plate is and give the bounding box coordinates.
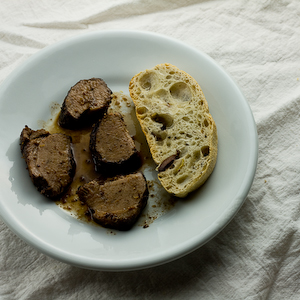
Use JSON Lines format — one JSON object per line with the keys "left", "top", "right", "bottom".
{"left": 0, "top": 30, "right": 258, "bottom": 271}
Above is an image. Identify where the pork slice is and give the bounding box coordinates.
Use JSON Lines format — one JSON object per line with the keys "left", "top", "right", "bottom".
{"left": 20, "top": 126, "right": 76, "bottom": 199}
{"left": 90, "top": 112, "right": 141, "bottom": 174}
{"left": 58, "top": 78, "right": 112, "bottom": 129}
{"left": 77, "top": 172, "right": 148, "bottom": 230}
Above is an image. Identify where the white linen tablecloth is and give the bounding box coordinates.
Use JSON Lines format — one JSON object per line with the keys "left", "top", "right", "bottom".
{"left": 1, "top": 0, "right": 300, "bottom": 299}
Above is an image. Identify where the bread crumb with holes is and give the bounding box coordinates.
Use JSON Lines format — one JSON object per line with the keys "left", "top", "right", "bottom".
{"left": 129, "top": 63, "right": 218, "bottom": 197}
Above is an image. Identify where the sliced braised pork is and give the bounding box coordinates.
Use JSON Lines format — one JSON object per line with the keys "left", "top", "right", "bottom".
{"left": 77, "top": 172, "right": 148, "bottom": 230}
{"left": 20, "top": 126, "right": 76, "bottom": 199}
{"left": 58, "top": 78, "right": 112, "bottom": 129}
{"left": 90, "top": 112, "right": 141, "bottom": 174}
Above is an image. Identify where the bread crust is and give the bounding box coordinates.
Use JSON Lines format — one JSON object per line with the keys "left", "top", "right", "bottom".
{"left": 129, "top": 63, "right": 218, "bottom": 197}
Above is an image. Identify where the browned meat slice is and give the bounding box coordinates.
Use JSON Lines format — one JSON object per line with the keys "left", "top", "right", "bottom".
{"left": 20, "top": 126, "right": 76, "bottom": 199}
{"left": 90, "top": 112, "right": 141, "bottom": 174}
{"left": 77, "top": 173, "right": 148, "bottom": 230}
{"left": 20, "top": 126, "right": 49, "bottom": 153}
{"left": 58, "top": 78, "right": 112, "bottom": 129}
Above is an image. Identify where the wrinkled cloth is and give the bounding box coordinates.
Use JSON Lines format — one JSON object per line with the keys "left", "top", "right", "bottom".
{"left": 1, "top": 0, "right": 300, "bottom": 299}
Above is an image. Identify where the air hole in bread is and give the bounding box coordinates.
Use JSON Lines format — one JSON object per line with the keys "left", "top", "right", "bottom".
{"left": 136, "top": 106, "right": 148, "bottom": 115}
{"left": 193, "top": 150, "right": 201, "bottom": 161}
{"left": 201, "top": 146, "right": 210, "bottom": 157}
{"left": 172, "top": 158, "right": 185, "bottom": 175}
{"left": 170, "top": 82, "right": 192, "bottom": 102}
{"left": 154, "top": 89, "right": 169, "bottom": 100}
{"left": 150, "top": 113, "right": 173, "bottom": 129}
{"left": 203, "top": 119, "right": 209, "bottom": 127}
{"left": 142, "top": 82, "right": 151, "bottom": 90}
{"left": 183, "top": 116, "right": 190, "bottom": 122}
{"left": 151, "top": 130, "right": 167, "bottom": 141}
{"left": 139, "top": 72, "right": 157, "bottom": 91}
{"left": 166, "top": 75, "right": 172, "bottom": 79}
{"left": 177, "top": 175, "right": 189, "bottom": 184}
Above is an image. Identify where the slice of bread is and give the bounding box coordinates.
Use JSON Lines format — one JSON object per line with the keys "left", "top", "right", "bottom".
{"left": 129, "top": 63, "right": 218, "bottom": 198}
